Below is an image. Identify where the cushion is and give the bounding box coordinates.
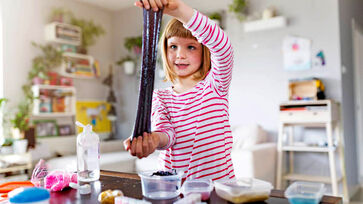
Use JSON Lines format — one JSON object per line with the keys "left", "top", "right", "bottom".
{"left": 231, "top": 124, "right": 267, "bottom": 150}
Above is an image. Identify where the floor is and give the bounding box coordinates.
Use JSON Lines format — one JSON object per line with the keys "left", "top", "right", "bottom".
{"left": 351, "top": 187, "right": 363, "bottom": 204}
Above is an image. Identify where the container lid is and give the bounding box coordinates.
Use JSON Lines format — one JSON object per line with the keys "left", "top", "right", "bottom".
{"left": 285, "top": 181, "right": 325, "bottom": 199}
{"left": 214, "top": 178, "right": 273, "bottom": 196}
{"left": 181, "top": 180, "right": 213, "bottom": 195}
{"left": 9, "top": 187, "right": 50, "bottom": 203}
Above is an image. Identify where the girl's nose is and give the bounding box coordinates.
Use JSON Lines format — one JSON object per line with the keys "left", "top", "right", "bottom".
{"left": 176, "top": 48, "right": 186, "bottom": 59}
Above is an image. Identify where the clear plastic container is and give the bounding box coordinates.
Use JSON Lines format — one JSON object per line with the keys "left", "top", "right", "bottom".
{"left": 138, "top": 170, "right": 183, "bottom": 200}
{"left": 181, "top": 179, "right": 213, "bottom": 201}
{"left": 285, "top": 181, "right": 325, "bottom": 204}
{"left": 214, "top": 178, "right": 273, "bottom": 203}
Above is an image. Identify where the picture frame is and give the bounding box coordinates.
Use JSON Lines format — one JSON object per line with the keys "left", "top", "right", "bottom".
{"left": 33, "top": 120, "right": 58, "bottom": 137}
{"left": 58, "top": 124, "right": 72, "bottom": 136}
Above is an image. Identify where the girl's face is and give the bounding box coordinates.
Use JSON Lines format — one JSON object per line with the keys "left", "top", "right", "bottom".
{"left": 167, "top": 36, "right": 203, "bottom": 80}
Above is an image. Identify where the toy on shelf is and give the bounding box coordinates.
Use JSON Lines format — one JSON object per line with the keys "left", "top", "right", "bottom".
{"left": 288, "top": 77, "right": 325, "bottom": 101}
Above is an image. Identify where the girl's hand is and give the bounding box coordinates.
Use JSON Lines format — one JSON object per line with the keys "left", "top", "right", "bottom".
{"left": 123, "top": 132, "right": 160, "bottom": 159}
{"left": 134, "top": 0, "right": 193, "bottom": 24}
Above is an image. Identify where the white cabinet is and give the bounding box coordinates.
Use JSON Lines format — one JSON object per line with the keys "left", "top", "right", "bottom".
{"left": 31, "top": 85, "right": 76, "bottom": 117}
{"left": 276, "top": 100, "right": 349, "bottom": 202}
{"left": 45, "top": 22, "right": 81, "bottom": 46}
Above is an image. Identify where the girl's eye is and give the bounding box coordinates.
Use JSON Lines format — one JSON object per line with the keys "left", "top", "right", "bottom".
{"left": 170, "top": 45, "right": 177, "bottom": 49}
{"left": 188, "top": 46, "right": 196, "bottom": 50}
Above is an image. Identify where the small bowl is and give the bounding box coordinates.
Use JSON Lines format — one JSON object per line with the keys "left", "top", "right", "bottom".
{"left": 181, "top": 179, "right": 213, "bottom": 200}
{"left": 285, "top": 181, "right": 325, "bottom": 204}
{"left": 138, "top": 170, "right": 183, "bottom": 200}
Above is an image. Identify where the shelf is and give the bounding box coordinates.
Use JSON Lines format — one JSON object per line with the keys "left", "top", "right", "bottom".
{"left": 0, "top": 153, "right": 32, "bottom": 174}
{"left": 244, "top": 16, "right": 287, "bottom": 32}
{"left": 279, "top": 100, "right": 339, "bottom": 124}
{"left": 32, "top": 112, "right": 75, "bottom": 117}
{"left": 45, "top": 22, "right": 81, "bottom": 46}
{"left": 32, "top": 85, "right": 76, "bottom": 115}
{"left": 0, "top": 164, "right": 32, "bottom": 174}
{"left": 283, "top": 173, "right": 343, "bottom": 184}
{"left": 32, "top": 84, "right": 76, "bottom": 91}
{"left": 282, "top": 146, "right": 335, "bottom": 152}
{"left": 59, "top": 52, "right": 96, "bottom": 79}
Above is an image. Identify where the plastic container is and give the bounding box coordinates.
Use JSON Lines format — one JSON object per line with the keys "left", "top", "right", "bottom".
{"left": 285, "top": 181, "right": 325, "bottom": 204}
{"left": 181, "top": 179, "right": 213, "bottom": 200}
{"left": 76, "top": 121, "right": 100, "bottom": 182}
{"left": 8, "top": 187, "right": 50, "bottom": 204}
{"left": 214, "top": 178, "right": 273, "bottom": 203}
{"left": 138, "top": 170, "right": 183, "bottom": 200}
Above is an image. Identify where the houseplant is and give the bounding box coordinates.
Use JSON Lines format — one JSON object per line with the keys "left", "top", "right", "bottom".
{"left": 228, "top": 0, "right": 248, "bottom": 21}
{"left": 22, "top": 42, "right": 63, "bottom": 100}
{"left": 70, "top": 17, "right": 106, "bottom": 54}
{"left": 116, "top": 56, "right": 135, "bottom": 75}
{"left": 209, "top": 12, "right": 223, "bottom": 27}
{"left": 11, "top": 101, "right": 30, "bottom": 139}
{"left": 124, "top": 36, "right": 142, "bottom": 56}
{"left": 12, "top": 42, "right": 63, "bottom": 139}
{"left": 49, "top": 7, "right": 73, "bottom": 23}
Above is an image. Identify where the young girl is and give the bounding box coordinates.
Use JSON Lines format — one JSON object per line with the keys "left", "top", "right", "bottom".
{"left": 124, "top": 0, "right": 235, "bottom": 181}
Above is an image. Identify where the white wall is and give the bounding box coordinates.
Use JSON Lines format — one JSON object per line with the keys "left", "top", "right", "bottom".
{"left": 113, "top": 0, "right": 341, "bottom": 138}
{"left": 227, "top": 0, "right": 341, "bottom": 133}
{"left": 1, "top": 0, "right": 113, "bottom": 110}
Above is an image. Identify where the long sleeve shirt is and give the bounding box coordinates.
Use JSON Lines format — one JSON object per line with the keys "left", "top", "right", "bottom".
{"left": 151, "top": 10, "right": 234, "bottom": 181}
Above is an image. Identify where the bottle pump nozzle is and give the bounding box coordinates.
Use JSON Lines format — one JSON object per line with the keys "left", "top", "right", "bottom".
{"left": 76, "top": 121, "right": 92, "bottom": 133}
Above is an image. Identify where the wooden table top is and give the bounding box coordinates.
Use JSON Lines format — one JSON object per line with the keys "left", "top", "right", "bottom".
{"left": 49, "top": 170, "right": 342, "bottom": 204}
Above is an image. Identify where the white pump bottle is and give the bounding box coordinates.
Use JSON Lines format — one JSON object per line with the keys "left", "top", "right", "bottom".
{"left": 76, "top": 121, "right": 100, "bottom": 182}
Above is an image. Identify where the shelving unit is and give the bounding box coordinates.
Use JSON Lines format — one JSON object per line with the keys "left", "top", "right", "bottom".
{"left": 59, "top": 52, "right": 96, "bottom": 79}
{"left": 32, "top": 84, "right": 76, "bottom": 116}
{"left": 244, "top": 16, "right": 287, "bottom": 32}
{"left": 31, "top": 84, "right": 77, "bottom": 138}
{"left": 45, "top": 22, "right": 81, "bottom": 46}
{"left": 276, "top": 100, "right": 349, "bottom": 202}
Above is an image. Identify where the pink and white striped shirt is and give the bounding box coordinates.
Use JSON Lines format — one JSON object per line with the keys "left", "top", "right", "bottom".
{"left": 151, "top": 10, "right": 234, "bottom": 181}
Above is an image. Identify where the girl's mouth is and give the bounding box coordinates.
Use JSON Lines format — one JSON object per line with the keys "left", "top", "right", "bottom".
{"left": 175, "top": 63, "right": 189, "bottom": 69}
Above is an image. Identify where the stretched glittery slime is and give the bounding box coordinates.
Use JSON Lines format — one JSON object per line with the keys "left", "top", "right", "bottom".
{"left": 132, "top": 8, "right": 163, "bottom": 139}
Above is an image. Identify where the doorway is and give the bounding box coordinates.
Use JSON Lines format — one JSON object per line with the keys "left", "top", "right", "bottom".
{"left": 352, "top": 18, "right": 363, "bottom": 183}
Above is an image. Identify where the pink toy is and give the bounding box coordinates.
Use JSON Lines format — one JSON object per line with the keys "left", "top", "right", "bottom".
{"left": 31, "top": 159, "right": 48, "bottom": 187}
{"left": 44, "top": 171, "right": 77, "bottom": 191}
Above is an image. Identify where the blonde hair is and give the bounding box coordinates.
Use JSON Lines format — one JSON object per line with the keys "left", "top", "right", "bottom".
{"left": 159, "top": 18, "right": 211, "bottom": 83}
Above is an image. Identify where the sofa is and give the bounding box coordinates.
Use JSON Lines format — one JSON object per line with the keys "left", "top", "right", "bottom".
{"left": 32, "top": 124, "right": 276, "bottom": 186}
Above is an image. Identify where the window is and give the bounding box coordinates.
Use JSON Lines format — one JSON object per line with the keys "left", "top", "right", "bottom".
{"left": 0, "top": 2, "right": 4, "bottom": 142}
